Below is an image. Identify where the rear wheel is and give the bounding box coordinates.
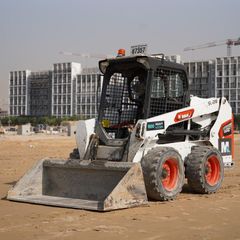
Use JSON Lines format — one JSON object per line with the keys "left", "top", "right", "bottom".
{"left": 141, "top": 147, "right": 185, "bottom": 201}
{"left": 185, "top": 146, "right": 224, "bottom": 194}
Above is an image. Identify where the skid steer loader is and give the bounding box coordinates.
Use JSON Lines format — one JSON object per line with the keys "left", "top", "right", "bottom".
{"left": 7, "top": 51, "right": 234, "bottom": 211}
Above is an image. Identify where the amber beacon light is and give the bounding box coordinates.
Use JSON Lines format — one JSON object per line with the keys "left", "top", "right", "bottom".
{"left": 117, "top": 49, "right": 126, "bottom": 57}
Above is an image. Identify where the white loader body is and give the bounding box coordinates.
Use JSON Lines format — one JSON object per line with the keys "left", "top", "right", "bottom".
{"left": 76, "top": 95, "right": 234, "bottom": 167}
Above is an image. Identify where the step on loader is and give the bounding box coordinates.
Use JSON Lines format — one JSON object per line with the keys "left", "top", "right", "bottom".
{"left": 7, "top": 50, "right": 234, "bottom": 211}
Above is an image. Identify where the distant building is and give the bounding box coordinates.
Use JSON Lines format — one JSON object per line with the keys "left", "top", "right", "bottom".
{"left": 8, "top": 55, "right": 240, "bottom": 118}
{"left": 9, "top": 70, "right": 53, "bottom": 117}
{"left": 184, "top": 56, "right": 240, "bottom": 114}
{"left": 29, "top": 71, "right": 52, "bottom": 116}
{"left": 0, "top": 108, "right": 8, "bottom": 118}
{"left": 215, "top": 56, "right": 240, "bottom": 114}
{"left": 184, "top": 60, "right": 215, "bottom": 98}
{"left": 52, "top": 62, "right": 81, "bottom": 117}
{"left": 9, "top": 70, "right": 31, "bottom": 116}
{"left": 165, "top": 55, "right": 181, "bottom": 64}
{"left": 9, "top": 63, "right": 103, "bottom": 118}
{"left": 75, "top": 68, "right": 102, "bottom": 119}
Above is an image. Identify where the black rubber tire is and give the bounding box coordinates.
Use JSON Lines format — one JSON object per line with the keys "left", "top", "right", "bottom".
{"left": 69, "top": 148, "right": 80, "bottom": 159}
{"left": 185, "top": 146, "right": 224, "bottom": 194}
{"left": 141, "top": 147, "right": 185, "bottom": 201}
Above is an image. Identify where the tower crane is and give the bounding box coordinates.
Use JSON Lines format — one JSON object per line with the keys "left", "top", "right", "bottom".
{"left": 59, "top": 51, "right": 113, "bottom": 59}
{"left": 59, "top": 51, "right": 114, "bottom": 68}
{"left": 184, "top": 37, "right": 240, "bottom": 57}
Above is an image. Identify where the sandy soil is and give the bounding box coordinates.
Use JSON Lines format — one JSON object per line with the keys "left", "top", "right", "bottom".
{"left": 0, "top": 134, "right": 239, "bottom": 240}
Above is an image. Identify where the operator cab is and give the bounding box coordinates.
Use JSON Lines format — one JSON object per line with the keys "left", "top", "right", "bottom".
{"left": 98, "top": 54, "right": 189, "bottom": 141}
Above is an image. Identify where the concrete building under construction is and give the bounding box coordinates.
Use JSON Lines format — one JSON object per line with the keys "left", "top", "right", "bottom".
{"left": 184, "top": 56, "right": 240, "bottom": 114}
{"left": 29, "top": 71, "right": 52, "bottom": 116}
{"left": 215, "top": 56, "right": 240, "bottom": 114}
{"left": 184, "top": 60, "right": 215, "bottom": 98}
{"left": 9, "top": 63, "right": 102, "bottom": 118}
{"left": 8, "top": 56, "right": 240, "bottom": 117}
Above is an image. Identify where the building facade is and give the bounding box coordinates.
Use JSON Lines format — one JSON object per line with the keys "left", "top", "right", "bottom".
{"left": 52, "top": 62, "right": 81, "bottom": 117}
{"left": 9, "top": 70, "right": 31, "bottom": 116}
{"left": 75, "top": 68, "right": 102, "bottom": 119}
{"left": 0, "top": 108, "right": 8, "bottom": 118}
{"left": 9, "top": 56, "right": 240, "bottom": 118}
{"left": 9, "top": 63, "right": 102, "bottom": 118}
{"left": 184, "top": 60, "right": 215, "bottom": 98}
{"left": 215, "top": 56, "right": 240, "bottom": 114}
{"left": 29, "top": 71, "right": 52, "bottom": 116}
{"left": 185, "top": 56, "right": 240, "bottom": 114}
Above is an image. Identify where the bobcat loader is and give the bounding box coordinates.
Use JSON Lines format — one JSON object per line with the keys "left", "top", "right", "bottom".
{"left": 7, "top": 51, "right": 234, "bottom": 211}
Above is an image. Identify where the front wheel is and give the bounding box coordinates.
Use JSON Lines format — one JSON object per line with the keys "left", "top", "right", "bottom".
{"left": 141, "top": 147, "right": 185, "bottom": 201}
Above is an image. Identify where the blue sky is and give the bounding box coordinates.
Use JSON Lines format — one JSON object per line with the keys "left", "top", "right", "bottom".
{"left": 1, "top": 0, "right": 240, "bottom": 109}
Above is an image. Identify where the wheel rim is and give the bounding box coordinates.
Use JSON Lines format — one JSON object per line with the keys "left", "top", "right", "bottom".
{"left": 205, "top": 155, "right": 220, "bottom": 186}
{"left": 161, "top": 158, "right": 179, "bottom": 191}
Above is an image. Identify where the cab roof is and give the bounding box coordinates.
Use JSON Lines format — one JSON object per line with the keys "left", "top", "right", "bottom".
{"left": 99, "top": 55, "right": 187, "bottom": 74}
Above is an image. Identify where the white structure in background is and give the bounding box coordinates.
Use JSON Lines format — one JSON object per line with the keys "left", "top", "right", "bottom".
{"left": 17, "top": 123, "right": 31, "bottom": 135}
{"left": 215, "top": 56, "right": 240, "bottom": 114}
{"left": 52, "top": 62, "right": 82, "bottom": 117}
{"left": 9, "top": 70, "right": 31, "bottom": 116}
{"left": 165, "top": 55, "right": 181, "bottom": 64}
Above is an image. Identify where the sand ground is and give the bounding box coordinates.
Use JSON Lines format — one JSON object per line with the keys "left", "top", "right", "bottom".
{"left": 0, "top": 134, "right": 239, "bottom": 240}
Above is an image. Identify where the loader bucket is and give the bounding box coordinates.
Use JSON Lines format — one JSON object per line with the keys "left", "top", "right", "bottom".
{"left": 7, "top": 159, "right": 148, "bottom": 211}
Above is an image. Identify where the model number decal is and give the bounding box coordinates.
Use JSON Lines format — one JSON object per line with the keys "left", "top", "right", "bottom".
{"left": 208, "top": 99, "right": 218, "bottom": 106}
